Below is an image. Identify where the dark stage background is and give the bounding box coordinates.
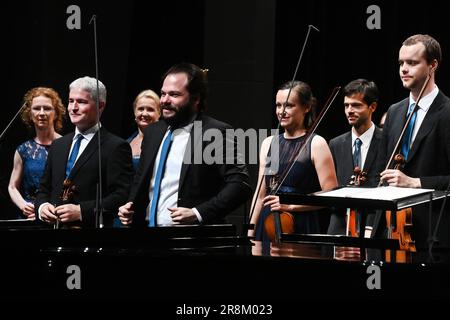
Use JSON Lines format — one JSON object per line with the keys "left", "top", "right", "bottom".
{"left": 1, "top": 0, "right": 449, "bottom": 224}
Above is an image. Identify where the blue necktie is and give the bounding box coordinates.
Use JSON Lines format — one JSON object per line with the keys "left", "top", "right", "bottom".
{"left": 353, "top": 138, "right": 362, "bottom": 168}
{"left": 401, "top": 103, "right": 417, "bottom": 161}
{"left": 65, "top": 134, "right": 83, "bottom": 178}
{"left": 149, "top": 130, "right": 173, "bottom": 227}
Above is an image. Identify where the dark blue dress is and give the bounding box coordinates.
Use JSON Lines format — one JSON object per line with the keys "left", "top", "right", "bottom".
{"left": 127, "top": 131, "right": 140, "bottom": 171}
{"left": 16, "top": 140, "right": 50, "bottom": 217}
{"left": 255, "top": 134, "right": 322, "bottom": 242}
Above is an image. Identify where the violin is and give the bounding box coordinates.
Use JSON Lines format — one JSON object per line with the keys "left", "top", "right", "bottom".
{"left": 385, "top": 154, "right": 416, "bottom": 255}
{"left": 347, "top": 166, "right": 367, "bottom": 237}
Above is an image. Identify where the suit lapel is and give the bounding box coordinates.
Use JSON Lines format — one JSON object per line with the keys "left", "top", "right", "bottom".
{"left": 394, "top": 101, "right": 409, "bottom": 148}
{"left": 363, "top": 126, "right": 381, "bottom": 172}
{"left": 385, "top": 100, "right": 409, "bottom": 162}
{"left": 341, "top": 132, "right": 354, "bottom": 182}
{"left": 179, "top": 115, "right": 203, "bottom": 190}
{"left": 68, "top": 128, "right": 108, "bottom": 180}
{"left": 407, "top": 93, "right": 445, "bottom": 161}
{"left": 138, "top": 122, "right": 168, "bottom": 186}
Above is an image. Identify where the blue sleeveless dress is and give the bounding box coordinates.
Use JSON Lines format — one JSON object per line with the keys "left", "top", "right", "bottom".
{"left": 255, "top": 134, "right": 322, "bottom": 241}
{"left": 16, "top": 140, "right": 50, "bottom": 217}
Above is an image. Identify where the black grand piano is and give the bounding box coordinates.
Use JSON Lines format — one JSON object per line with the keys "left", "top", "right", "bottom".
{"left": 1, "top": 219, "right": 449, "bottom": 305}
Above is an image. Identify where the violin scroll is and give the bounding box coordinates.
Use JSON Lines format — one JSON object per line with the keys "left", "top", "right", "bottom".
{"left": 393, "top": 154, "right": 405, "bottom": 170}
{"left": 61, "top": 179, "right": 76, "bottom": 202}
{"left": 349, "top": 166, "right": 367, "bottom": 186}
{"left": 55, "top": 179, "right": 76, "bottom": 229}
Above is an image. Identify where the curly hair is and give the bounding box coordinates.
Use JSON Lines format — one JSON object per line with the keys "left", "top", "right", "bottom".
{"left": 20, "top": 87, "right": 66, "bottom": 132}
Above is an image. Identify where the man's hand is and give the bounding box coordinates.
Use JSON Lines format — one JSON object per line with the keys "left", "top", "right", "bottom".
{"left": 40, "top": 203, "right": 58, "bottom": 224}
{"left": 380, "top": 169, "right": 421, "bottom": 188}
{"left": 55, "top": 204, "right": 82, "bottom": 222}
{"left": 118, "top": 202, "right": 134, "bottom": 225}
{"left": 168, "top": 207, "right": 199, "bottom": 224}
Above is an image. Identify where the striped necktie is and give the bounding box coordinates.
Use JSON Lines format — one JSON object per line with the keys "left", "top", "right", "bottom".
{"left": 353, "top": 138, "right": 362, "bottom": 168}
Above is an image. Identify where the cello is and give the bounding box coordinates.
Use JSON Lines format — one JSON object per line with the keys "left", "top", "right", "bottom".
{"left": 385, "top": 154, "right": 416, "bottom": 257}
{"left": 347, "top": 166, "right": 367, "bottom": 237}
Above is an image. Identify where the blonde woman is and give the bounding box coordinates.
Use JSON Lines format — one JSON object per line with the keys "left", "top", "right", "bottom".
{"left": 127, "top": 89, "right": 160, "bottom": 170}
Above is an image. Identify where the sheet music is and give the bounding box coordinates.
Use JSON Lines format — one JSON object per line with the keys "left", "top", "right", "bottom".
{"left": 0, "top": 218, "right": 30, "bottom": 222}
{"left": 316, "top": 186, "right": 434, "bottom": 200}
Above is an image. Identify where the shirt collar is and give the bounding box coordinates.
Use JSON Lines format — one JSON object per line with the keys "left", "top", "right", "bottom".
{"left": 74, "top": 123, "right": 100, "bottom": 140}
{"left": 352, "top": 122, "right": 375, "bottom": 147}
{"left": 409, "top": 85, "right": 439, "bottom": 112}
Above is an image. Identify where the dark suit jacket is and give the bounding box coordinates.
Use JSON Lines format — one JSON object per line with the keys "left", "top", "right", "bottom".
{"left": 129, "top": 114, "right": 252, "bottom": 226}
{"left": 35, "top": 128, "right": 134, "bottom": 227}
{"left": 327, "top": 126, "right": 383, "bottom": 235}
{"left": 329, "top": 126, "right": 382, "bottom": 187}
{"left": 377, "top": 91, "right": 450, "bottom": 248}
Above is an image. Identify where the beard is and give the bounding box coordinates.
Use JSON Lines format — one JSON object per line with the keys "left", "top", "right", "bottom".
{"left": 350, "top": 116, "right": 364, "bottom": 128}
{"left": 161, "top": 99, "right": 196, "bottom": 128}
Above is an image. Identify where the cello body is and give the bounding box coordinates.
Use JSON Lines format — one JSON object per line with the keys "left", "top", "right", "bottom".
{"left": 387, "top": 209, "right": 415, "bottom": 251}
{"left": 385, "top": 154, "right": 416, "bottom": 258}
{"left": 347, "top": 167, "right": 367, "bottom": 237}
